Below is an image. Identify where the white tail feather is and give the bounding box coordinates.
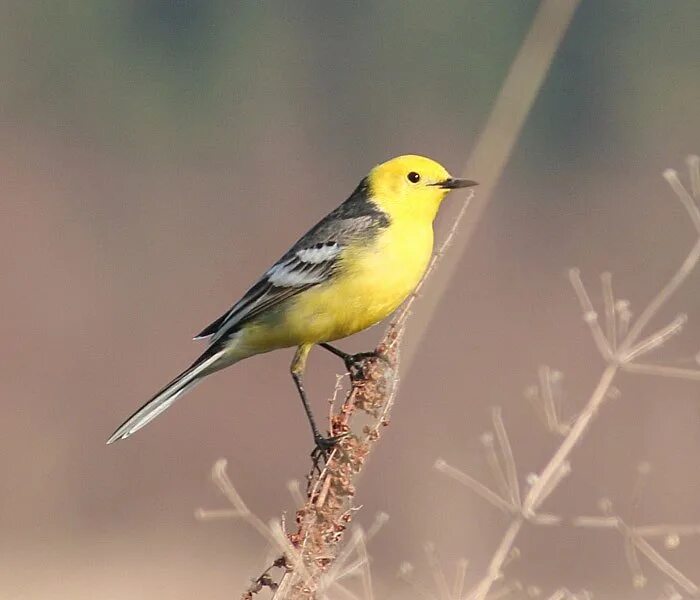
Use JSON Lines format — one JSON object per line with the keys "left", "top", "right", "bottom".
{"left": 106, "top": 351, "right": 225, "bottom": 444}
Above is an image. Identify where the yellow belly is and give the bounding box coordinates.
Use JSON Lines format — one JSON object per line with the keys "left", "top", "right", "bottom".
{"left": 234, "top": 221, "right": 433, "bottom": 356}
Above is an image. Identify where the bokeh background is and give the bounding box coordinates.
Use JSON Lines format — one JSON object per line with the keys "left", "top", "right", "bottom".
{"left": 1, "top": 1, "right": 700, "bottom": 598}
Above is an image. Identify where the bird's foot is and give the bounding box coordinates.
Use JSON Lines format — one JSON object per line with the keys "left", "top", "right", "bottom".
{"left": 311, "top": 432, "right": 349, "bottom": 463}
{"left": 319, "top": 343, "right": 390, "bottom": 380}
{"left": 343, "top": 351, "right": 390, "bottom": 380}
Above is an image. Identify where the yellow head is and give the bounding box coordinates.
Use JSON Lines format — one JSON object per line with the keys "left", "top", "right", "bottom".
{"left": 367, "top": 155, "right": 477, "bottom": 222}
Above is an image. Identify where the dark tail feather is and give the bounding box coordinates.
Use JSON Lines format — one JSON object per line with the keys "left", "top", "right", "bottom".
{"left": 193, "top": 312, "right": 229, "bottom": 340}
{"left": 106, "top": 349, "right": 225, "bottom": 444}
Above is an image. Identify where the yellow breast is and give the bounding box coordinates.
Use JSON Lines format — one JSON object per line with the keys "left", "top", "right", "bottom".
{"left": 284, "top": 219, "right": 434, "bottom": 344}
{"left": 228, "top": 218, "right": 435, "bottom": 360}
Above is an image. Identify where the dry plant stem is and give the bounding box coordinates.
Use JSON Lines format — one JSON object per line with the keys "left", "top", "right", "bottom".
{"left": 623, "top": 532, "right": 645, "bottom": 587}
{"left": 467, "top": 518, "right": 524, "bottom": 600}
{"left": 619, "top": 238, "right": 700, "bottom": 353}
{"left": 621, "top": 314, "right": 687, "bottom": 362}
{"left": 483, "top": 433, "right": 512, "bottom": 502}
{"left": 569, "top": 268, "right": 613, "bottom": 360}
{"left": 538, "top": 366, "right": 562, "bottom": 434}
{"left": 622, "top": 363, "right": 700, "bottom": 381}
{"left": 633, "top": 535, "right": 698, "bottom": 595}
{"left": 636, "top": 525, "right": 700, "bottom": 538}
{"left": 601, "top": 272, "right": 616, "bottom": 351}
{"left": 523, "top": 364, "right": 618, "bottom": 514}
{"left": 492, "top": 407, "right": 521, "bottom": 508}
{"left": 434, "top": 459, "right": 514, "bottom": 514}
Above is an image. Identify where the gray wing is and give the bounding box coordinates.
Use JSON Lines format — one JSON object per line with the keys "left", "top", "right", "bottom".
{"left": 195, "top": 210, "right": 385, "bottom": 345}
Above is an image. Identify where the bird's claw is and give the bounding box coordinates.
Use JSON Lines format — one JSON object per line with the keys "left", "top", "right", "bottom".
{"left": 343, "top": 351, "right": 389, "bottom": 380}
{"left": 311, "top": 432, "right": 349, "bottom": 462}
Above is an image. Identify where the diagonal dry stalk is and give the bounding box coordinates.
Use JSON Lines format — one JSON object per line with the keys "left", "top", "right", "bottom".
{"left": 438, "top": 156, "right": 700, "bottom": 599}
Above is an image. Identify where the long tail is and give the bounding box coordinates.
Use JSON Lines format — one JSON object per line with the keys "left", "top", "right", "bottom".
{"left": 106, "top": 349, "right": 226, "bottom": 444}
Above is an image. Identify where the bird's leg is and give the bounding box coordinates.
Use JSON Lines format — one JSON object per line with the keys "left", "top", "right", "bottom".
{"left": 291, "top": 345, "right": 345, "bottom": 457}
{"left": 319, "top": 342, "right": 389, "bottom": 380}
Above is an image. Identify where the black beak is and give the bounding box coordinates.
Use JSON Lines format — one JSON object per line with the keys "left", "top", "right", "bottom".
{"left": 430, "top": 177, "right": 479, "bottom": 190}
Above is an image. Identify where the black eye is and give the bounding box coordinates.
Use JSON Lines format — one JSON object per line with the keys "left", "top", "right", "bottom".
{"left": 407, "top": 171, "right": 421, "bottom": 183}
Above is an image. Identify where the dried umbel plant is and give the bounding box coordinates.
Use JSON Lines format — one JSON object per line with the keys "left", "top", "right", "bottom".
{"left": 437, "top": 155, "right": 700, "bottom": 598}
{"left": 197, "top": 459, "right": 390, "bottom": 600}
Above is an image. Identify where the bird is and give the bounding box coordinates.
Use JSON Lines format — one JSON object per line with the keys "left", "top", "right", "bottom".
{"left": 107, "top": 155, "right": 477, "bottom": 449}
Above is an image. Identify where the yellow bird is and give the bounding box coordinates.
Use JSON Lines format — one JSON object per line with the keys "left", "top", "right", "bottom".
{"left": 107, "top": 155, "right": 476, "bottom": 449}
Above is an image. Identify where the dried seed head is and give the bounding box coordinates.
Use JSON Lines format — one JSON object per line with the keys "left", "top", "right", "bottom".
{"left": 583, "top": 310, "right": 598, "bottom": 324}
{"left": 615, "top": 299, "right": 632, "bottom": 317}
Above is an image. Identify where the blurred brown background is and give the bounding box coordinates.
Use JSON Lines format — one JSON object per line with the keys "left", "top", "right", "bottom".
{"left": 1, "top": 1, "right": 699, "bottom": 598}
